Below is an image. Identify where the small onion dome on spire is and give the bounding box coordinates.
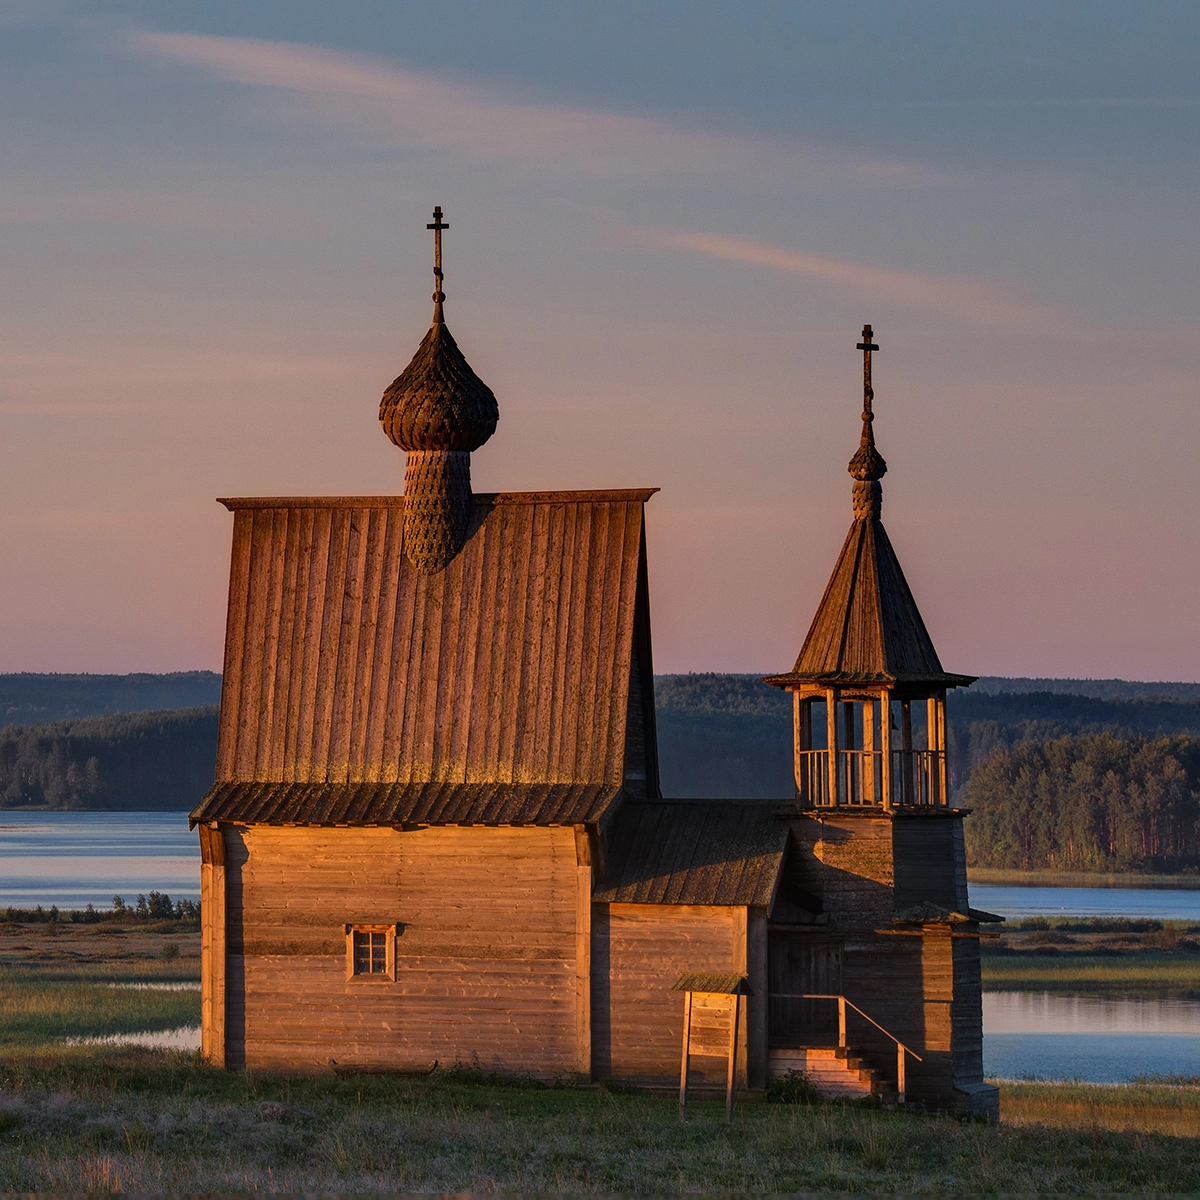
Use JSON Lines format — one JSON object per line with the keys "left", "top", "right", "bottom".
{"left": 849, "top": 323, "right": 886, "bottom": 520}
{"left": 379, "top": 206, "right": 499, "bottom": 575}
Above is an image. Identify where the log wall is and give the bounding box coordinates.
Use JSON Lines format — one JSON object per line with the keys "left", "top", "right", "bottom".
{"left": 219, "top": 824, "right": 586, "bottom": 1077}
{"left": 591, "top": 902, "right": 764, "bottom": 1087}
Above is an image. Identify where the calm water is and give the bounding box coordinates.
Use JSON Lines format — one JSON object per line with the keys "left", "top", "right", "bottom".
{"left": 983, "top": 992, "right": 1200, "bottom": 1082}
{"left": 971, "top": 883, "right": 1200, "bottom": 923}
{"left": 0, "top": 811, "right": 198, "bottom": 909}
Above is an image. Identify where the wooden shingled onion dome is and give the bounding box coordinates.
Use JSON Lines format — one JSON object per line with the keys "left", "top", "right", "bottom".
{"left": 379, "top": 206, "right": 499, "bottom": 574}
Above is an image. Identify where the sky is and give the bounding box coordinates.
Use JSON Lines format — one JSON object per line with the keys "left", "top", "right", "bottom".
{"left": 2, "top": 1, "right": 1200, "bottom": 679}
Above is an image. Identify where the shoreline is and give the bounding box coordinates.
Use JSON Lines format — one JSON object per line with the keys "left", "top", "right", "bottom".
{"left": 970, "top": 868, "right": 1200, "bottom": 890}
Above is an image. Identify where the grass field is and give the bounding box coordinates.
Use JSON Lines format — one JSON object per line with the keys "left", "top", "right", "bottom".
{"left": 982, "top": 951, "right": 1200, "bottom": 996}
{"left": 2, "top": 917, "right": 1200, "bottom": 1190}
{"left": 0, "top": 1052, "right": 1199, "bottom": 1192}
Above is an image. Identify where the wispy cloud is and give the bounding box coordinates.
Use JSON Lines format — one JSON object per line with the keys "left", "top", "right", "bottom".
{"left": 646, "top": 229, "right": 1057, "bottom": 327}
{"left": 129, "top": 31, "right": 945, "bottom": 186}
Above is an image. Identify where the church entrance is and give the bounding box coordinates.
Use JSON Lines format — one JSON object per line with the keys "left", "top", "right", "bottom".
{"left": 767, "top": 933, "right": 843, "bottom": 1046}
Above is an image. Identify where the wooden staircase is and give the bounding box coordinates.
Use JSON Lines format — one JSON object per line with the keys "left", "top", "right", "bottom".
{"left": 769, "top": 1046, "right": 893, "bottom": 1100}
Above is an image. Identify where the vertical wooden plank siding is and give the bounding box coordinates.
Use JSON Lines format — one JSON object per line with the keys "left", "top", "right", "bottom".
{"left": 198, "top": 824, "right": 226, "bottom": 1066}
{"left": 590, "top": 903, "right": 738, "bottom": 1086}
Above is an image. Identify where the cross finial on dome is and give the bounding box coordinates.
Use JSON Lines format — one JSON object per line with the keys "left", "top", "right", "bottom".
{"left": 427, "top": 205, "right": 449, "bottom": 324}
{"left": 849, "top": 323, "right": 887, "bottom": 517}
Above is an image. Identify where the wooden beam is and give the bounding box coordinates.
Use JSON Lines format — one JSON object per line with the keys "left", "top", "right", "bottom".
{"left": 575, "top": 825, "right": 592, "bottom": 1081}
{"left": 726, "top": 993, "right": 741, "bottom": 1123}
{"left": 880, "top": 689, "right": 892, "bottom": 810}
{"left": 679, "top": 990, "right": 693, "bottom": 1117}
{"left": 826, "top": 688, "right": 838, "bottom": 805}
{"left": 199, "top": 823, "right": 226, "bottom": 1068}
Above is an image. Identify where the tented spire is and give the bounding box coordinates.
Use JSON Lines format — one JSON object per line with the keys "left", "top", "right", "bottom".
{"left": 765, "top": 324, "right": 972, "bottom": 689}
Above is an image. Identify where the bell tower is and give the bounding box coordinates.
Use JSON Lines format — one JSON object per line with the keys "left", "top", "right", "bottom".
{"left": 764, "top": 327, "right": 999, "bottom": 1117}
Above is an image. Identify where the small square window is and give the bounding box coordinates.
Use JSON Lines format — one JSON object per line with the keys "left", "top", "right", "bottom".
{"left": 345, "top": 924, "right": 396, "bottom": 980}
{"left": 353, "top": 931, "right": 388, "bottom": 975}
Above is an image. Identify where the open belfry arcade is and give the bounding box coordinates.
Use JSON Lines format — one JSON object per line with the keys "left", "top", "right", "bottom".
{"left": 191, "top": 210, "right": 1000, "bottom": 1118}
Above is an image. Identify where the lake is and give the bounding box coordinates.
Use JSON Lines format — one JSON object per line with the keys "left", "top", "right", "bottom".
{"left": 983, "top": 991, "right": 1200, "bottom": 1082}
{"left": 0, "top": 810, "right": 198, "bottom": 910}
{"left": 970, "top": 883, "right": 1200, "bottom": 923}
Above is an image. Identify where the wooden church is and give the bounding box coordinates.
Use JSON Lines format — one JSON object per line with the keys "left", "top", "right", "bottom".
{"left": 192, "top": 210, "right": 999, "bottom": 1117}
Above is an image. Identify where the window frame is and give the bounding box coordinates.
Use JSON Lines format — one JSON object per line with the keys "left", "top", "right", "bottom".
{"left": 344, "top": 923, "right": 397, "bottom": 982}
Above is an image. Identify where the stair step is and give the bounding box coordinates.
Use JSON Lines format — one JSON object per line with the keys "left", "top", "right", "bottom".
{"left": 768, "top": 1046, "right": 888, "bottom": 1100}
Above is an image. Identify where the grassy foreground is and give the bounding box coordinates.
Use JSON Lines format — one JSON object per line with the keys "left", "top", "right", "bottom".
{"left": 0, "top": 1052, "right": 1199, "bottom": 1192}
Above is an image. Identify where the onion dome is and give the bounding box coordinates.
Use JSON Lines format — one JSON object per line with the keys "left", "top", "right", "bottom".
{"left": 379, "top": 321, "right": 498, "bottom": 452}
{"left": 379, "top": 207, "right": 499, "bottom": 575}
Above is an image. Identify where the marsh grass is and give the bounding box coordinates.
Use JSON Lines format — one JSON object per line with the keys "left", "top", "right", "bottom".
{"left": 0, "top": 1051, "right": 1198, "bottom": 1192}
{"left": 0, "top": 963, "right": 200, "bottom": 1046}
{"left": 982, "top": 952, "right": 1200, "bottom": 995}
{"left": 1002, "top": 1080, "right": 1200, "bottom": 1137}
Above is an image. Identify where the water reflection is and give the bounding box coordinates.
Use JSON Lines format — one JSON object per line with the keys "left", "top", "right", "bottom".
{"left": 0, "top": 811, "right": 198, "bottom": 908}
{"left": 65, "top": 1026, "right": 201, "bottom": 1051}
{"left": 984, "top": 991, "right": 1200, "bottom": 1082}
{"left": 970, "top": 883, "right": 1200, "bottom": 922}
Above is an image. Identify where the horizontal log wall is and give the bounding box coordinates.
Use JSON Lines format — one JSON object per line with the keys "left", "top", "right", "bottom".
{"left": 223, "top": 824, "right": 584, "bottom": 1077}
{"left": 592, "top": 902, "right": 754, "bottom": 1087}
{"left": 892, "top": 815, "right": 968, "bottom": 913}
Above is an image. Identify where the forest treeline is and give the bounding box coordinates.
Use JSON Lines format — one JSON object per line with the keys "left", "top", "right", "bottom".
{"left": 7, "top": 672, "right": 1200, "bottom": 867}
{"left": 0, "top": 707, "right": 219, "bottom": 811}
{"left": 964, "top": 733, "right": 1200, "bottom": 873}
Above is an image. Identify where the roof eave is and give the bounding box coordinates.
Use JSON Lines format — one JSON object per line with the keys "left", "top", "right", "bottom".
{"left": 763, "top": 671, "right": 977, "bottom": 690}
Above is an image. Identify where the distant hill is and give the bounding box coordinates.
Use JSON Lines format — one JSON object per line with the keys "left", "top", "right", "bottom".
{"left": 5, "top": 670, "right": 1200, "bottom": 814}
{"left": 0, "top": 707, "right": 219, "bottom": 811}
{"left": 654, "top": 673, "right": 1200, "bottom": 800}
{"left": 0, "top": 672, "right": 222, "bottom": 727}
{"left": 972, "top": 677, "right": 1200, "bottom": 701}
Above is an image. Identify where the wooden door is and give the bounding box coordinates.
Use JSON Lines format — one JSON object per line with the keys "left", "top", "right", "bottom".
{"left": 768, "top": 933, "right": 843, "bottom": 1046}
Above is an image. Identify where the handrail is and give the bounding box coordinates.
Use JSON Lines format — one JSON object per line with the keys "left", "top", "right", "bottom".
{"left": 799, "top": 994, "right": 922, "bottom": 1061}
{"left": 771, "top": 991, "right": 921, "bottom": 1102}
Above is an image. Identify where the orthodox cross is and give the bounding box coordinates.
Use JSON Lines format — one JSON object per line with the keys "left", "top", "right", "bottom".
{"left": 427, "top": 205, "right": 449, "bottom": 314}
{"left": 855, "top": 323, "right": 879, "bottom": 421}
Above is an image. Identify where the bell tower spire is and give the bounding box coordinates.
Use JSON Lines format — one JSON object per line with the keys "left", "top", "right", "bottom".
{"left": 849, "top": 324, "right": 887, "bottom": 519}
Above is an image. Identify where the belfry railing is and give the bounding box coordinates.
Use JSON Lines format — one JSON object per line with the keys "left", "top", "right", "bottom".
{"left": 796, "top": 749, "right": 948, "bottom": 808}
{"left": 891, "top": 749, "right": 946, "bottom": 807}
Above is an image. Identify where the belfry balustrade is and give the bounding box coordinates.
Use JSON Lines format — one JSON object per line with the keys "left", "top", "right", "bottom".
{"left": 793, "top": 694, "right": 949, "bottom": 809}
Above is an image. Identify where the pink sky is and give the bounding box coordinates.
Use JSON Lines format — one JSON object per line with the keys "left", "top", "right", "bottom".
{"left": 2, "top": 10, "right": 1199, "bottom": 680}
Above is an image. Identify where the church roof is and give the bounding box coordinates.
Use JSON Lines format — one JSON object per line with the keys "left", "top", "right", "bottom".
{"left": 192, "top": 780, "right": 619, "bottom": 826}
{"left": 593, "top": 799, "right": 787, "bottom": 906}
{"left": 766, "top": 325, "right": 973, "bottom": 692}
{"left": 191, "top": 488, "right": 657, "bottom": 827}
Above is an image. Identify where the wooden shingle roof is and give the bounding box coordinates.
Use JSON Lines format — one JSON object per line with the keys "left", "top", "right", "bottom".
{"left": 766, "top": 516, "right": 974, "bottom": 689}
{"left": 191, "top": 489, "right": 658, "bottom": 827}
{"left": 593, "top": 799, "right": 787, "bottom": 906}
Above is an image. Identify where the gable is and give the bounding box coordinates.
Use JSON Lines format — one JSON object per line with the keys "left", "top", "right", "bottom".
{"left": 198, "top": 489, "right": 657, "bottom": 824}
